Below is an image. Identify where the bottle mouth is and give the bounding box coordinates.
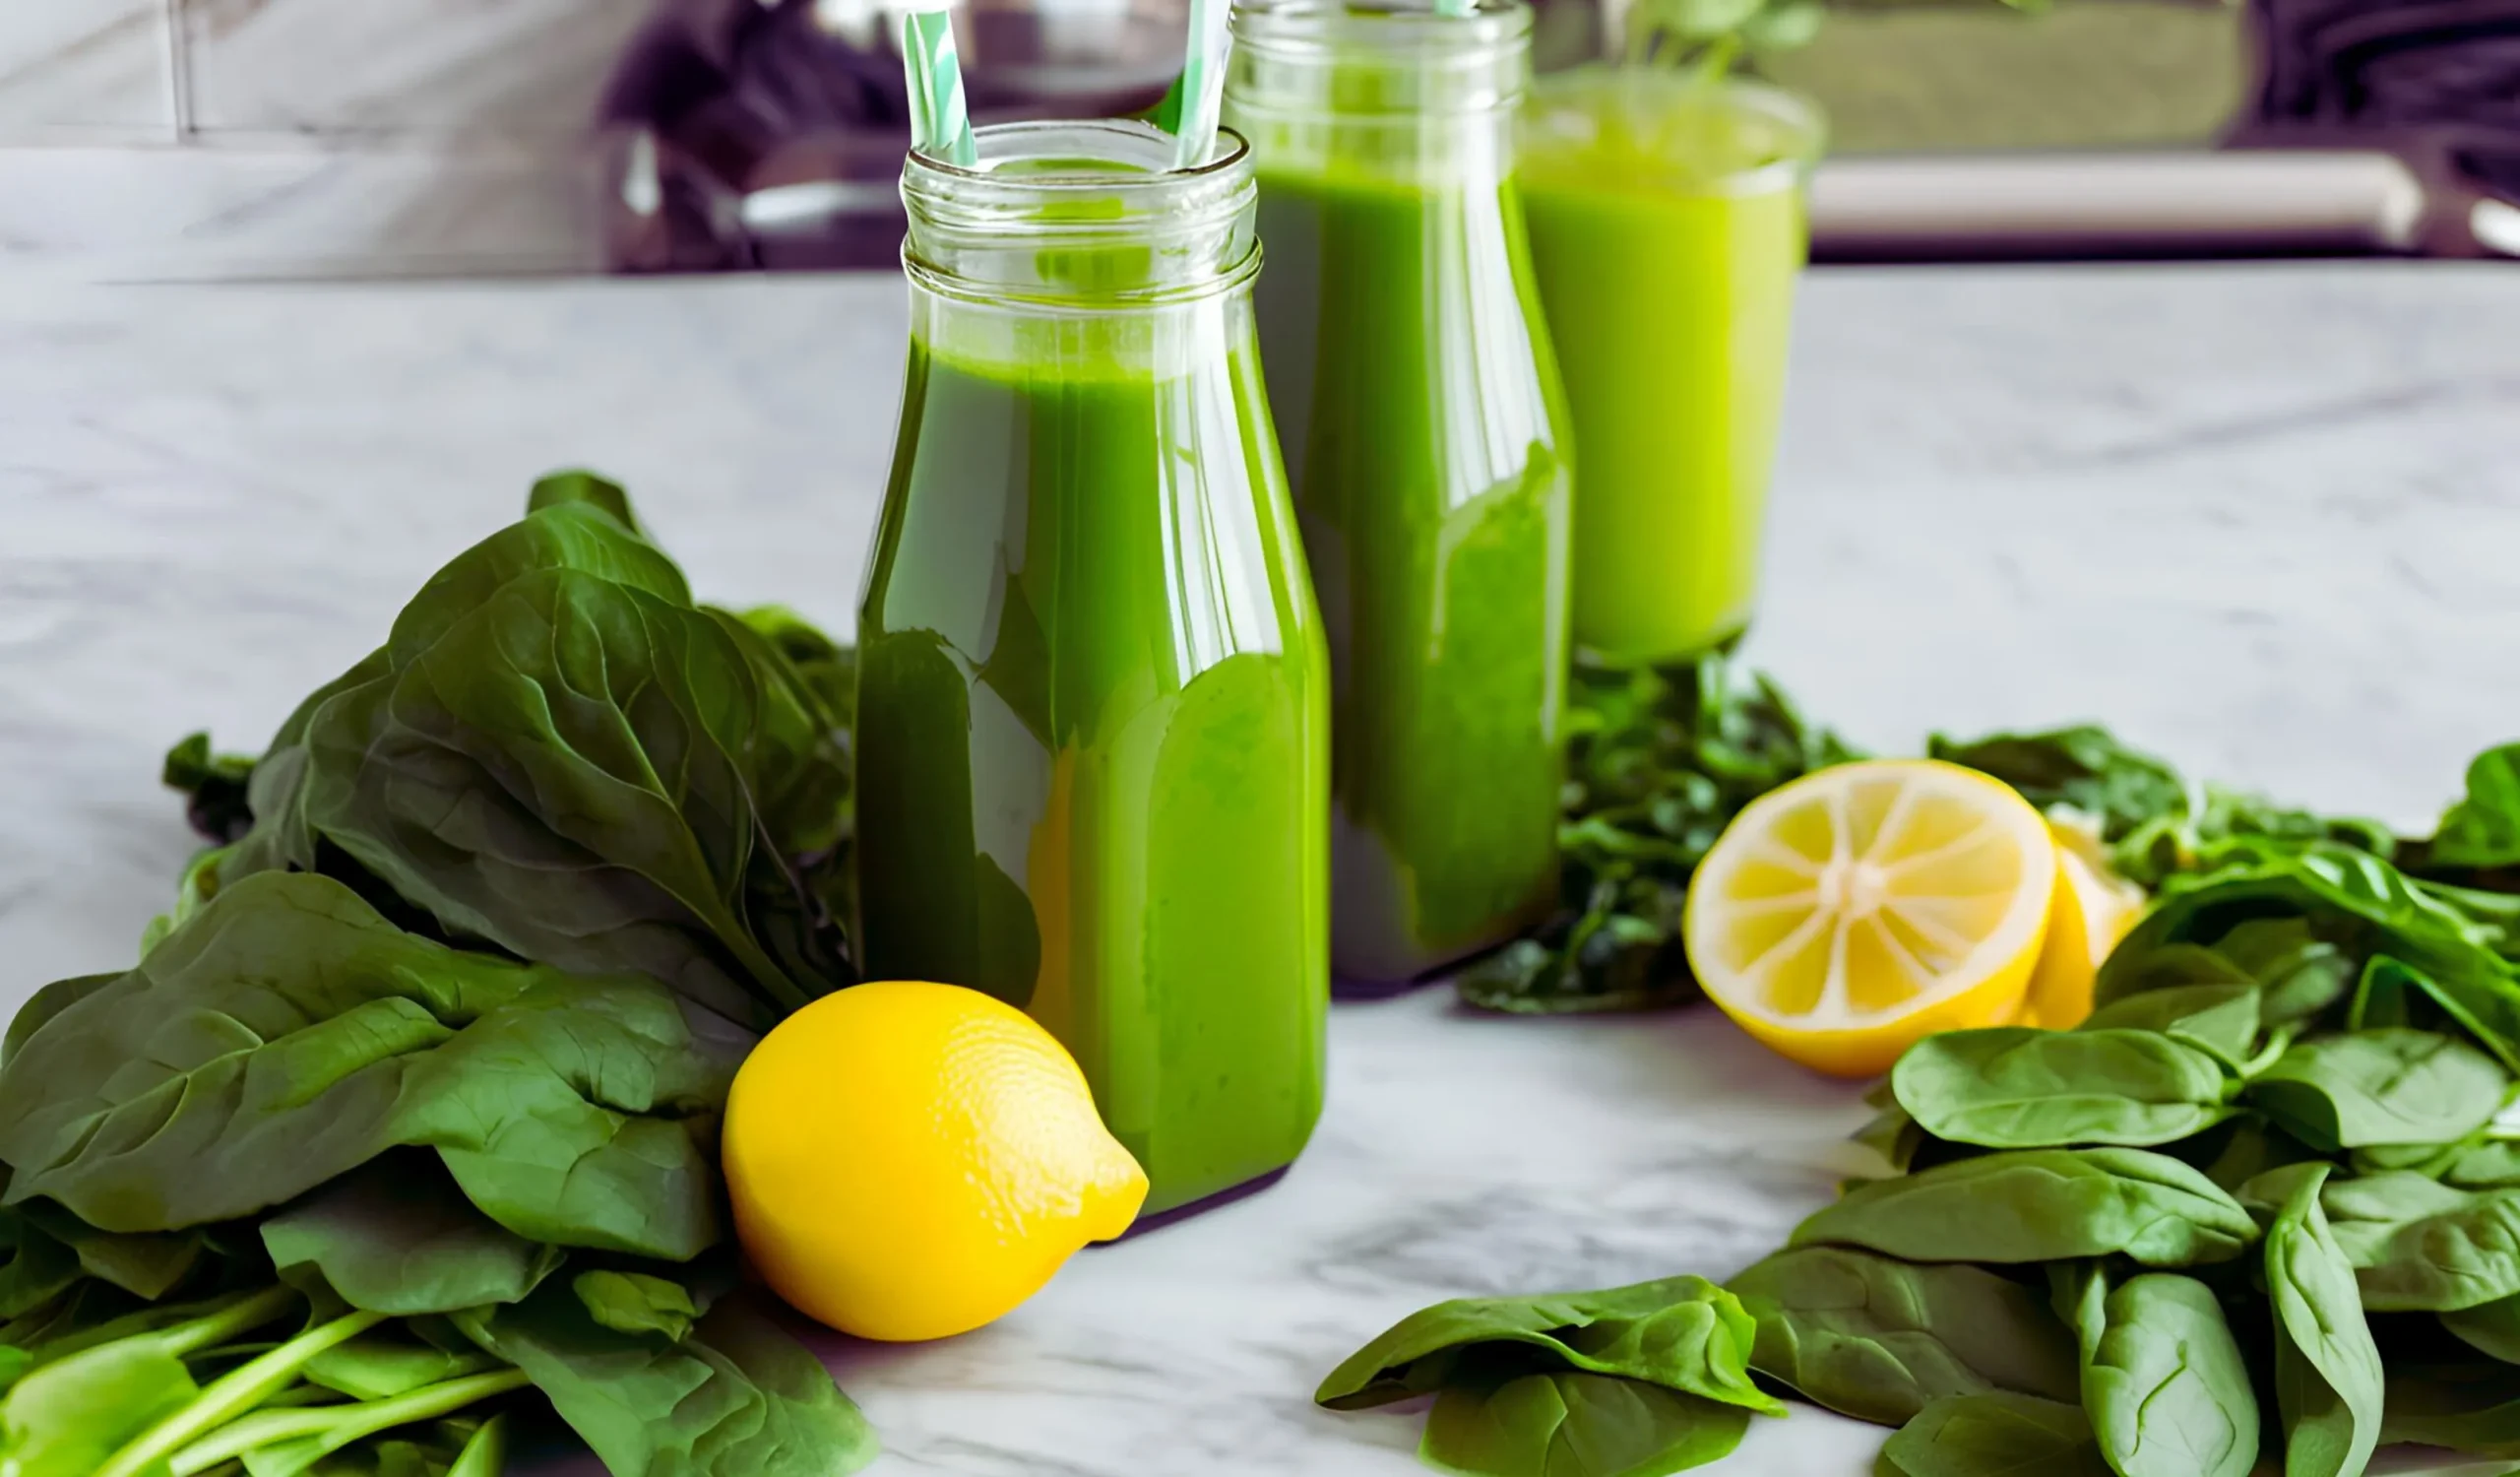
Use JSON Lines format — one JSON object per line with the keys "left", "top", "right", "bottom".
{"left": 1228, "top": 0, "right": 1533, "bottom": 115}
{"left": 902, "top": 120, "right": 1260, "bottom": 308}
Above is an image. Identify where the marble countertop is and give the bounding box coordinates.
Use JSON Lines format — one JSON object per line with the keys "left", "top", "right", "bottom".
{"left": 3, "top": 262, "right": 2519, "bottom": 1476}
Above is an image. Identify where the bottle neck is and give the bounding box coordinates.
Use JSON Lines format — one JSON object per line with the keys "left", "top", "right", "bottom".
{"left": 901, "top": 120, "right": 1260, "bottom": 312}
{"left": 1226, "top": 0, "right": 1532, "bottom": 182}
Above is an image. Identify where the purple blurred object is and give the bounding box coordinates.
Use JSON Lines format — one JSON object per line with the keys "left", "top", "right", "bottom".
{"left": 598, "top": 0, "right": 1186, "bottom": 271}
{"left": 2238, "top": 0, "right": 2520, "bottom": 208}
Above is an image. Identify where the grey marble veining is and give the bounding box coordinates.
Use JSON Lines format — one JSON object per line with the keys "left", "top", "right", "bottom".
{"left": 0, "top": 0, "right": 172, "bottom": 139}
{"left": 2, "top": 262, "right": 2518, "bottom": 1476}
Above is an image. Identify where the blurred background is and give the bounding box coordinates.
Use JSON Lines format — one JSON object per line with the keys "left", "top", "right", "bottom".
{"left": 3, "top": 0, "right": 2515, "bottom": 279}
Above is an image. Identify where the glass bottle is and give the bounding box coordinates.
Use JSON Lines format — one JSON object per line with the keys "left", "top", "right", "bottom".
{"left": 1226, "top": 1, "right": 1573, "bottom": 985}
{"left": 854, "top": 120, "right": 1331, "bottom": 1217}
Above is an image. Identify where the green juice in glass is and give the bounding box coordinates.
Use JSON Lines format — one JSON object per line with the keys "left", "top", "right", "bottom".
{"left": 1229, "top": 0, "right": 1573, "bottom": 985}
{"left": 855, "top": 123, "right": 1330, "bottom": 1216}
{"left": 1521, "top": 69, "right": 1822, "bottom": 664}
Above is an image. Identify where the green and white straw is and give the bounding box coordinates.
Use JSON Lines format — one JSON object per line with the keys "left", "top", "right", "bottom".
{"left": 899, "top": 0, "right": 976, "bottom": 167}
{"left": 1433, "top": 0, "right": 1477, "bottom": 20}
{"left": 1168, "top": 0, "right": 1232, "bottom": 169}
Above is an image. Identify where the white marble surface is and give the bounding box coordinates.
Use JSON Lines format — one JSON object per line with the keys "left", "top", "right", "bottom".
{"left": 3, "top": 262, "right": 2519, "bottom": 1475}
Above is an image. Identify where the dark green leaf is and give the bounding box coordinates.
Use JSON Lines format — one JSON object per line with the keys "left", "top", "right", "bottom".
{"left": 13, "top": 1204, "right": 200, "bottom": 1302}
{"left": 2430, "top": 744, "right": 2520, "bottom": 871}
{"left": 219, "top": 493, "right": 847, "bottom": 1030}
{"left": 525, "top": 470, "right": 646, "bottom": 535}
{"left": 1926, "top": 726, "right": 2185, "bottom": 845}
{"left": 573, "top": 1270, "right": 698, "bottom": 1343}
{"left": 1422, "top": 1373, "right": 1749, "bottom": 1477}
{"left": 1726, "top": 1248, "right": 2078, "bottom": 1426}
{"left": 1787, "top": 1148, "right": 2257, "bottom": 1267}
{"left": 2256, "top": 1163, "right": 2383, "bottom": 1477}
{"left": 1317, "top": 1276, "right": 1779, "bottom": 1416}
{"left": 455, "top": 1287, "right": 876, "bottom": 1477}
{"left": 1874, "top": 1392, "right": 2110, "bottom": 1477}
{"left": 0, "top": 872, "right": 731, "bottom": 1263}
{"left": 1890, "top": 1028, "right": 2233, "bottom": 1149}
{"left": 2064, "top": 1269, "right": 2259, "bottom": 1477}
{"left": 262, "top": 1154, "right": 565, "bottom": 1316}
{"left": 2247, "top": 1029, "right": 2509, "bottom": 1151}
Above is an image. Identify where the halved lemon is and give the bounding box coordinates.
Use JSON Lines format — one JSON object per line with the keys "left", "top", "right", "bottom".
{"left": 1683, "top": 759, "right": 2059, "bottom": 1077}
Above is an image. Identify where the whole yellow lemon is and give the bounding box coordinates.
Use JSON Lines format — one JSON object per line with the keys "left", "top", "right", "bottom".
{"left": 724, "top": 980, "right": 1149, "bottom": 1342}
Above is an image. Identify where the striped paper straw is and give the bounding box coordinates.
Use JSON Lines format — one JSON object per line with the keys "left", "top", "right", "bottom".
{"left": 1168, "top": 0, "right": 1231, "bottom": 169}
{"left": 899, "top": 0, "right": 977, "bottom": 167}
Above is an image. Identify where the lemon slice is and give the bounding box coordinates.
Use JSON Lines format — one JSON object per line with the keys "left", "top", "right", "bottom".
{"left": 1684, "top": 759, "right": 2059, "bottom": 1077}
{"left": 2017, "top": 809, "right": 2149, "bottom": 1030}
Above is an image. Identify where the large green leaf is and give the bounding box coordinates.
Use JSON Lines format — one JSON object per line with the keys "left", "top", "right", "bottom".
{"left": 1875, "top": 1391, "right": 2111, "bottom": 1477}
{"left": 1725, "top": 1248, "right": 2078, "bottom": 1426}
{"left": 2246, "top": 1029, "right": 2508, "bottom": 1151}
{"left": 1890, "top": 1028, "right": 2233, "bottom": 1149}
{"left": 1787, "top": 1149, "right": 2257, "bottom": 1267}
{"left": 2255, "top": 1164, "right": 2382, "bottom": 1477}
{"left": 262, "top": 1154, "right": 565, "bottom": 1316}
{"left": 0, "top": 872, "right": 731, "bottom": 1262}
{"left": 1317, "top": 1276, "right": 1779, "bottom": 1416}
{"left": 2060, "top": 1267, "right": 2259, "bottom": 1477}
{"left": 1420, "top": 1373, "right": 1748, "bottom": 1477}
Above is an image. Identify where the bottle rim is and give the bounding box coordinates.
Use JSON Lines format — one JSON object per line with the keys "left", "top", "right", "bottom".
{"left": 1228, "top": 0, "right": 1534, "bottom": 115}
{"left": 901, "top": 119, "right": 1261, "bottom": 310}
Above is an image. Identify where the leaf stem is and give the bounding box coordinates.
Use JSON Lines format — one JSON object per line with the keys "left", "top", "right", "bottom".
{"left": 94, "top": 1308, "right": 389, "bottom": 1477}
{"left": 166, "top": 1368, "right": 531, "bottom": 1476}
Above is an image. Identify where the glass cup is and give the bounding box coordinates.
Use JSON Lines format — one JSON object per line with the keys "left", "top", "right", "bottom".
{"left": 1520, "top": 67, "right": 1825, "bottom": 666}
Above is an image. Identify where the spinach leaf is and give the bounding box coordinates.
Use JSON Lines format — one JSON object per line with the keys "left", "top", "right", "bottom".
{"left": 2062, "top": 1268, "right": 2259, "bottom": 1477}
{"left": 1420, "top": 1373, "right": 1749, "bottom": 1477}
{"left": 2376, "top": 1361, "right": 2520, "bottom": 1456}
{"left": 2256, "top": 1163, "right": 2383, "bottom": 1477}
{"left": 0, "top": 872, "right": 731, "bottom": 1263}
{"left": 1874, "top": 1392, "right": 2111, "bottom": 1477}
{"left": 220, "top": 491, "right": 851, "bottom": 1031}
{"left": 573, "top": 1270, "right": 699, "bottom": 1343}
{"left": 2246, "top": 1029, "right": 2509, "bottom": 1151}
{"left": 261, "top": 1154, "right": 565, "bottom": 1316}
{"left": 2428, "top": 744, "right": 2520, "bottom": 871}
{"left": 454, "top": 1286, "right": 877, "bottom": 1477}
{"left": 2078, "top": 984, "right": 2262, "bottom": 1072}
{"left": 1787, "top": 1148, "right": 2257, "bottom": 1267}
{"left": 1317, "top": 1276, "right": 1779, "bottom": 1416}
{"left": 1924, "top": 725, "right": 2184, "bottom": 844}
{"left": 1890, "top": 1028, "right": 2233, "bottom": 1149}
{"left": 2344, "top": 1186, "right": 2520, "bottom": 1311}
{"left": 1725, "top": 1248, "right": 2079, "bottom": 1425}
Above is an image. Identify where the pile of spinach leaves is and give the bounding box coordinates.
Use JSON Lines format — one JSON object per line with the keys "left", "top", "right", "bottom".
{"left": 1334, "top": 732, "right": 2520, "bottom": 1477}
{"left": 1461, "top": 654, "right": 2413, "bottom": 1013}
{"left": 0, "top": 476, "right": 871, "bottom": 1477}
